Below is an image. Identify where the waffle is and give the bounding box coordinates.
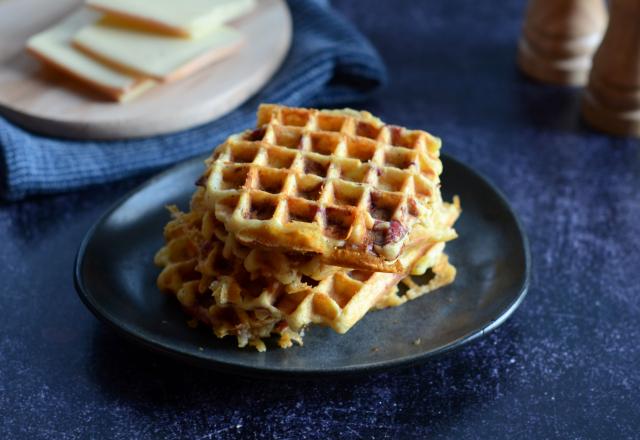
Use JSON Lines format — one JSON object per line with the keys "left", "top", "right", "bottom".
{"left": 160, "top": 186, "right": 457, "bottom": 287}
{"left": 175, "top": 252, "right": 454, "bottom": 351}
{"left": 155, "top": 188, "right": 460, "bottom": 351}
{"left": 189, "top": 188, "right": 341, "bottom": 284}
{"left": 155, "top": 104, "right": 461, "bottom": 350}
{"left": 376, "top": 250, "right": 457, "bottom": 309}
{"left": 201, "top": 104, "right": 456, "bottom": 273}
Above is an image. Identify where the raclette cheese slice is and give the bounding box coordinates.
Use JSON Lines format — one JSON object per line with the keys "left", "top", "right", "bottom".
{"left": 86, "top": 0, "right": 256, "bottom": 39}
{"left": 72, "top": 19, "right": 243, "bottom": 82}
{"left": 26, "top": 10, "right": 156, "bottom": 102}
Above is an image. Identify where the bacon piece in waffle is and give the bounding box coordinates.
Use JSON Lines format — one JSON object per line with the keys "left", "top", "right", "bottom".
{"left": 201, "top": 104, "right": 457, "bottom": 273}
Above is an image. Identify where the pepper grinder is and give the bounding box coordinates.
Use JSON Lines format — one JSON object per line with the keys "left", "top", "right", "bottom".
{"left": 582, "top": 0, "right": 640, "bottom": 136}
{"left": 518, "top": 0, "right": 608, "bottom": 86}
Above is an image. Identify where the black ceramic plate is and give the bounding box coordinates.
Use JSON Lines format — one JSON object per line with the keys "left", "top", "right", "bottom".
{"left": 74, "top": 154, "right": 530, "bottom": 376}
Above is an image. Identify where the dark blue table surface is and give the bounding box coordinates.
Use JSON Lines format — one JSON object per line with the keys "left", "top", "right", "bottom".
{"left": 2, "top": 1, "right": 639, "bottom": 438}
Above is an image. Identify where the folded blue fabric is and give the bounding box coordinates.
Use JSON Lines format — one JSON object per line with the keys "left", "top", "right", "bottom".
{"left": 0, "top": 0, "right": 386, "bottom": 201}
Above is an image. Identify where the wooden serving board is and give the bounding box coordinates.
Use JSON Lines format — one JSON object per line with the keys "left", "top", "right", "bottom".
{"left": 0, "top": 0, "right": 291, "bottom": 139}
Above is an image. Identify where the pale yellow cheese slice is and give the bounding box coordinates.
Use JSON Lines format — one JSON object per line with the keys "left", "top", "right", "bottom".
{"left": 26, "top": 10, "right": 156, "bottom": 102}
{"left": 86, "top": 0, "right": 256, "bottom": 38}
{"left": 73, "top": 19, "right": 243, "bottom": 82}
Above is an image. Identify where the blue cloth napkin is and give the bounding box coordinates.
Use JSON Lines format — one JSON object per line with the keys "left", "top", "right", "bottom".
{"left": 0, "top": 0, "right": 386, "bottom": 201}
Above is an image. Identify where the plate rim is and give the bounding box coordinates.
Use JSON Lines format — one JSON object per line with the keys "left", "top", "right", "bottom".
{"left": 73, "top": 153, "right": 531, "bottom": 377}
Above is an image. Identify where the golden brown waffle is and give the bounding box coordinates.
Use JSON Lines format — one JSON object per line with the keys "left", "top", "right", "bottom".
{"left": 155, "top": 104, "right": 462, "bottom": 350}
{"left": 155, "top": 190, "right": 460, "bottom": 351}
{"left": 201, "top": 104, "right": 456, "bottom": 273}
{"left": 164, "top": 187, "right": 343, "bottom": 285}
{"left": 176, "top": 252, "right": 455, "bottom": 352}
{"left": 376, "top": 252, "right": 457, "bottom": 309}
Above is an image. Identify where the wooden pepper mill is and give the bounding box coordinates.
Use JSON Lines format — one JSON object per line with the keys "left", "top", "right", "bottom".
{"left": 518, "top": 0, "right": 608, "bottom": 86}
{"left": 582, "top": 0, "right": 640, "bottom": 136}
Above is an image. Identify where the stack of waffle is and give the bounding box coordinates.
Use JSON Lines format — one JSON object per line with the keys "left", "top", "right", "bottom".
{"left": 155, "top": 104, "right": 461, "bottom": 351}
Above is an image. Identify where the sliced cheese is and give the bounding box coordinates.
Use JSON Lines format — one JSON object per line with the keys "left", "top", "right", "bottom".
{"left": 26, "top": 10, "right": 155, "bottom": 102}
{"left": 73, "top": 20, "right": 243, "bottom": 82}
{"left": 86, "top": 0, "right": 256, "bottom": 39}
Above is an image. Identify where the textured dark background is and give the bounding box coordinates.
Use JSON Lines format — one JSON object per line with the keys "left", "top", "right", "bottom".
{"left": 1, "top": 0, "right": 639, "bottom": 438}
